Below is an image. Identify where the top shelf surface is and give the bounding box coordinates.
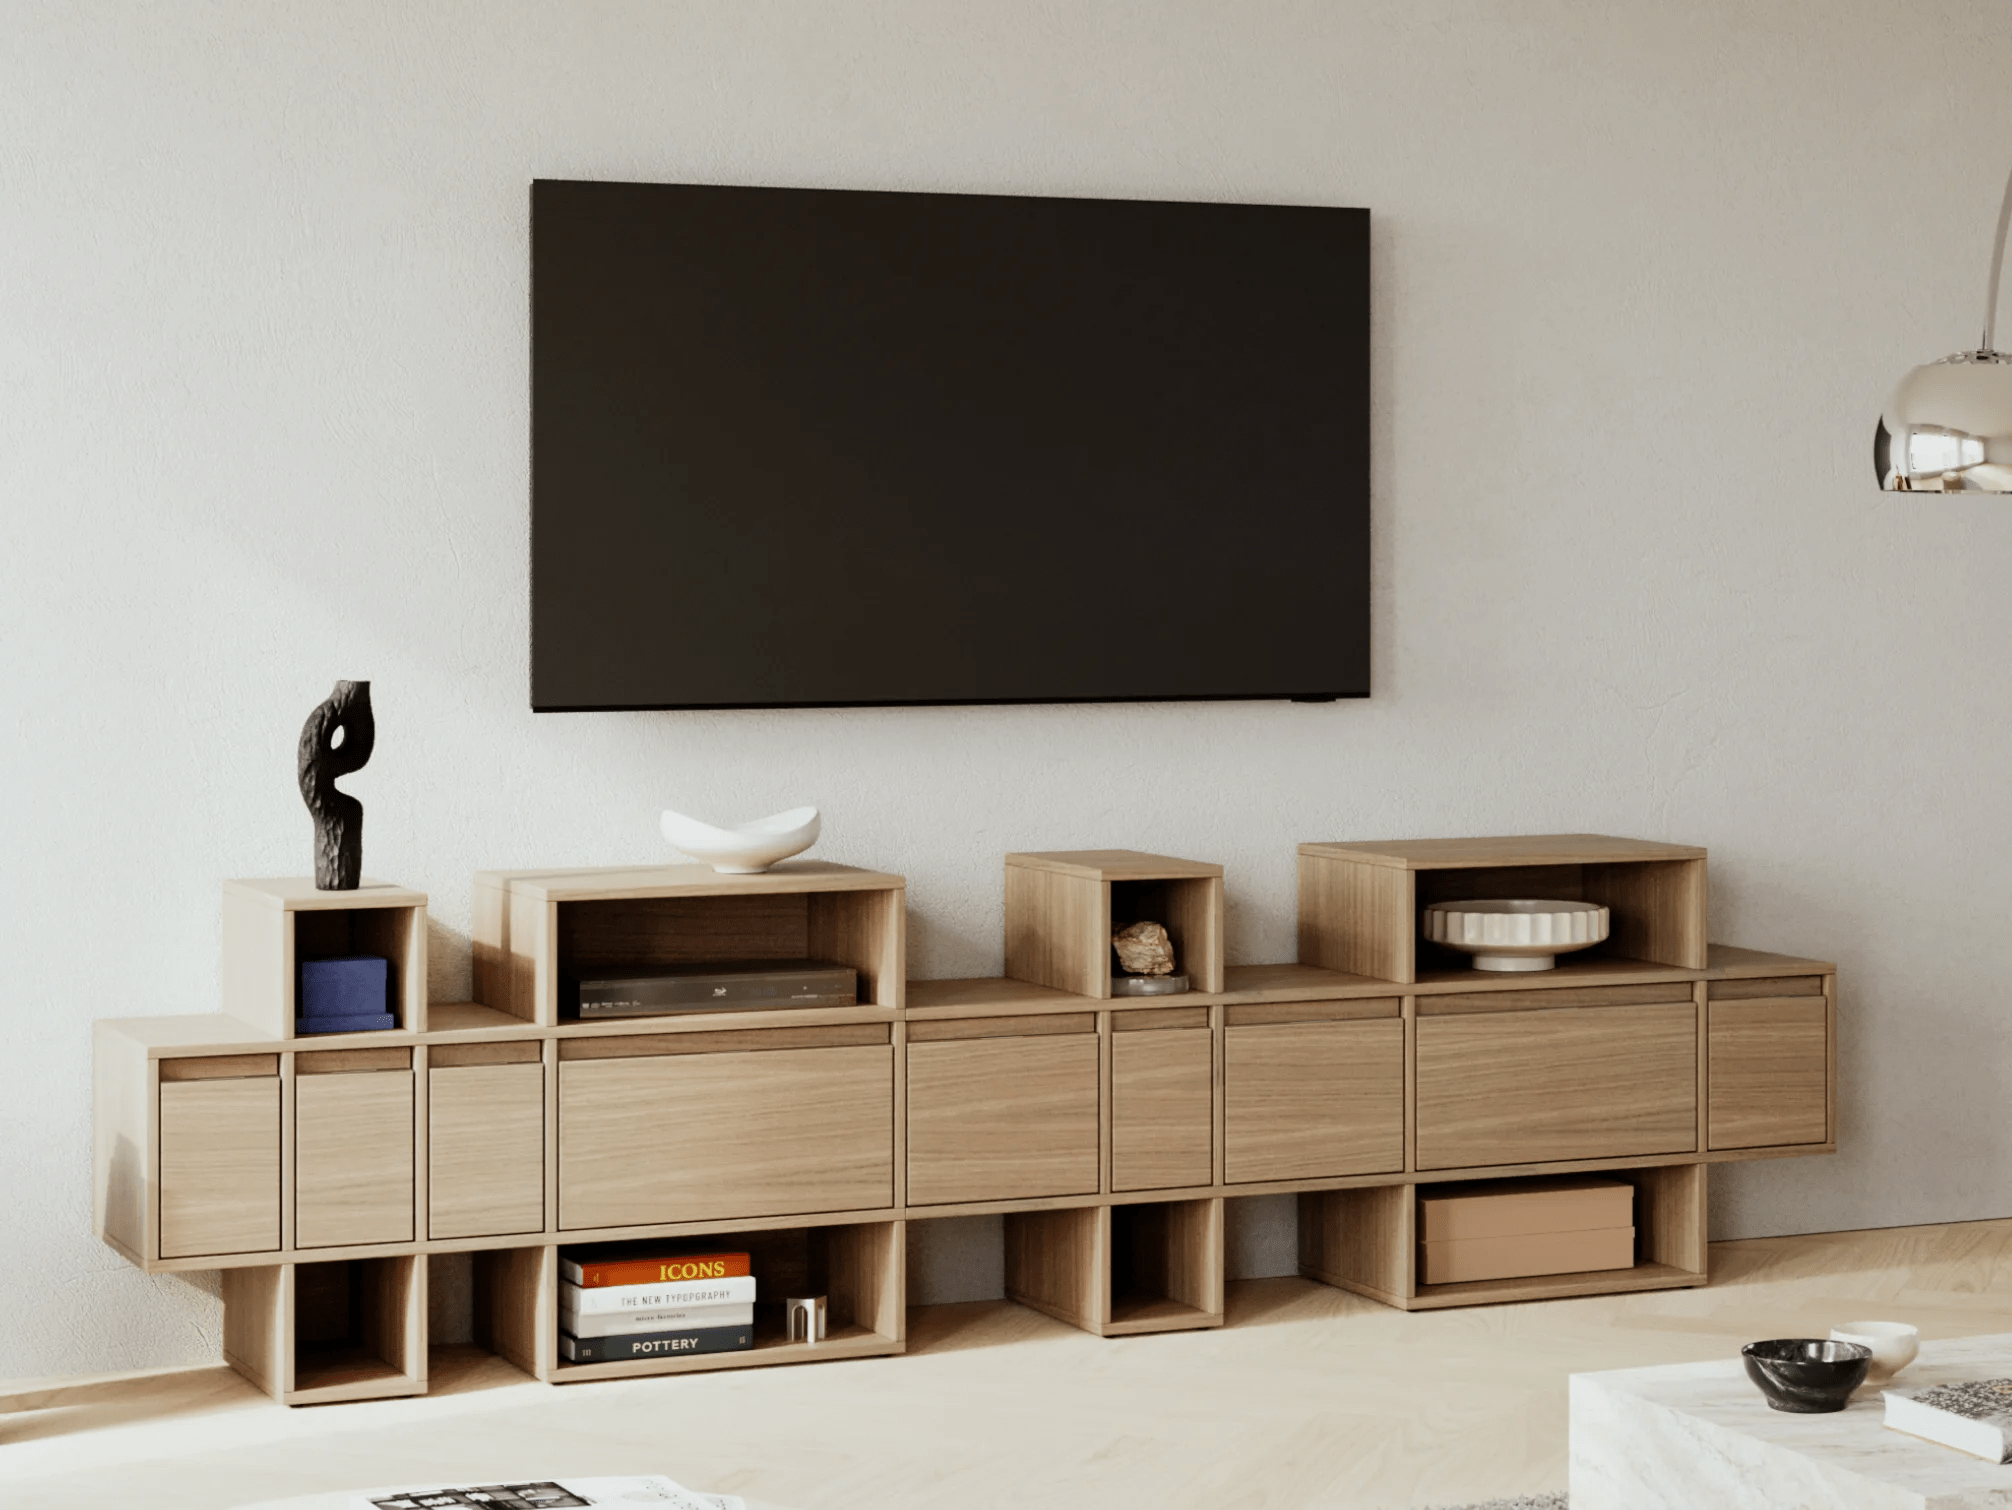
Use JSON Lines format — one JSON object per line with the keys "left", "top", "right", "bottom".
{"left": 221, "top": 877, "right": 428, "bottom": 911}
{"left": 474, "top": 860, "right": 905, "bottom": 902}
{"left": 1298, "top": 834, "right": 1708, "bottom": 870}
{"left": 1004, "top": 849, "right": 1224, "bottom": 881}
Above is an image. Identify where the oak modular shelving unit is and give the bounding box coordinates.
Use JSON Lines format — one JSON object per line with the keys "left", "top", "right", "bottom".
{"left": 94, "top": 836, "right": 1837, "bottom": 1403}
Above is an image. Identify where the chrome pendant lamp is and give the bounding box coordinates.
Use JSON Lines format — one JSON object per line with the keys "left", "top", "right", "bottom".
{"left": 1876, "top": 167, "right": 2012, "bottom": 492}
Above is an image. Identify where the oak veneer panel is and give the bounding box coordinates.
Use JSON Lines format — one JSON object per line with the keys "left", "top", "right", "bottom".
{"left": 1108, "top": 1198, "right": 1224, "bottom": 1332}
{"left": 817, "top": 1220, "right": 905, "bottom": 1342}
{"left": 1708, "top": 999, "right": 1829, "bottom": 1150}
{"left": 558, "top": 893, "right": 809, "bottom": 973}
{"left": 94, "top": 1025, "right": 152, "bottom": 1261}
{"left": 431, "top": 1040, "right": 541, "bottom": 1068}
{"left": 221, "top": 1264, "right": 290, "bottom": 1397}
{"left": 1582, "top": 858, "right": 1708, "bottom": 971}
{"left": 1421, "top": 982, "right": 1694, "bottom": 1015}
{"left": 807, "top": 884, "right": 906, "bottom": 1009}
{"left": 429, "top": 1063, "right": 544, "bottom": 1239}
{"left": 907, "top": 1035, "right": 1100, "bottom": 1205}
{"left": 558, "top": 1024, "right": 888, "bottom": 1059}
{"left": 1225, "top": 998, "right": 1400, "bottom": 1027}
{"left": 1626, "top": 1162, "right": 1709, "bottom": 1273}
{"left": 1112, "top": 1006, "right": 1210, "bottom": 1032}
{"left": 1302, "top": 835, "right": 1707, "bottom": 868}
{"left": 1709, "top": 974, "right": 1825, "bottom": 1000}
{"left": 1415, "top": 1003, "right": 1696, "bottom": 1170}
{"left": 1005, "top": 1204, "right": 1107, "bottom": 1331}
{"left": 474, "top": 1243, "right": 555, "bottom": 1382}
{"left": 294, "top": 1072, "right": 416, "bottom": 1249}
{"left": 1110, "top": 1029, "right": 1213, "bottom": 1192}
{"left": 159, "top": 1054, "right": 280, "bottom": 1081}
{"left": 1004, "top": 863, "right": 1107, "bottom": 998}
{"left": 558, "top": 1045, "right": 893, "bottom": 1228}
{"left": 159, "top": 1077, "right": 280, "bottom": 1259}
{"left": 296, "top": 1047, "right": 409, "bottom": 1074}
{"left": 907, "top": 1014, "right": 1094, "bottom": 1043}
{"left": 1300, "top": 1184, "right": 1413, "bottom": 1304}
{"left": 1223, "top": 1019, "right": 1404, "bottom": 1183}
{"left": 1298, "top": 851, "right": 1413, "bottom": 983}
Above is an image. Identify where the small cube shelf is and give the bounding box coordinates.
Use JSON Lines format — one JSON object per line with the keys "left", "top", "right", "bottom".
{"left": 1004, "top": 851, "right": 1224, "bottom": 997}
{"left": 222, "top": 878, "right": 428, "bottom": 1034}
{"left": 1298, "top": 835, "right": 1707, "bottom": 984}
{"left": 473, "top": 862, "right": 906, "bottom": 1025}
{"left": 222, "top": 1254, "right": 426, "bottom": 1405}
{"left": 1004, "top": 1198, "right": 1224, "bottom": 1337}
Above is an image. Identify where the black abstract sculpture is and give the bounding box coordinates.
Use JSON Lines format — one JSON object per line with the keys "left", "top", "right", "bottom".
{"left": 298, "top": 680, "right": 375, "bottom": 891}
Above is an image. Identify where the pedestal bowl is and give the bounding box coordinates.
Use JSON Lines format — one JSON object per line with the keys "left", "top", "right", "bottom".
{"left": 1742, "top": 1339, "right": 1872, "bottom": 1413}
{"left": 1422, "top": 898, "right": 1610, "bottom": 972}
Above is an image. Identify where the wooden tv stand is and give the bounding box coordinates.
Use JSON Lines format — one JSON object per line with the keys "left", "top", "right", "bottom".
{"left": 93, "top": 835, "right": 1835, "bottom": 1404}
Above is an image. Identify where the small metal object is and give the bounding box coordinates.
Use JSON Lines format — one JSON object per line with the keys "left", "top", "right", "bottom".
{"left": 785, "top": 1295, "right": 827, "bottom": 1344}
{"left": 1110, "top": 973, "right": 1191, "bottom": 997}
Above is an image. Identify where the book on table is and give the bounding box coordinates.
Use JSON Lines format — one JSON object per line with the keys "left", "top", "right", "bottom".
{"left": 1884, "top": 1378, "right": 2012, "bottom": 1461}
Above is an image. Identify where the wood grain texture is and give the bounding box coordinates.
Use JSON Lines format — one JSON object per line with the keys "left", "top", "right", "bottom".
{"left": 1582, "top": 857, "right": 1708, "bottom": 971}
{"left": 907, "top": 1014, "right": 1095, "bottom": 1042}
{"left": 1111, "top": 1006, "right": 1209, "bottom": 1032}
{"left": 1415, "top": 1003, "right": 1697, "bottom": 1170}
{"left": 1223, "top": 1019, "right": 1404, "bottom": 1183}
{"left": 159, "top": 1077, "right": 280, "bottom": 1259}
{"left": 1110, "top": 1030, "right": 1213, "bottom": 1193}
{"left": 1708, "top": 998, "right": 1829, "bottom": 1150}
{"left": 483, "top": 860, "right": 903, "bottom": 903}
{"left": 1003, "top": 864, "right": 1106, "bottom": 998}
{"left": 430, "top": 1040, "right": 541, "bottom": 1068}
{"left": 816, "top": 1220, "right": 905, "bottom": 1341}
{"left": 1298, "top": 835, "right": 1707, "bottom": 869}
{"left": 1151, "top": 874, "right": 1225, "bottom": 993}
{"left": 290, "top": 1255, "right": 426, "bottom": 1404}
{"left": 1225, "top": 998, "right": 1400, "bottom": 1026}
{"left": 507, "top": 890, "right": 548, "bottom": 1025}
{"left": 906, "top": 1035, "right": 1100, "bottom": 1206}
{"left": 474, "top": 1242, "right": 554, "bottom": 1383}
{"left": 221, "top": 1263, "right": 290, "bottom": 1399}
{"left": 295, "top": 1047, "right": 409, "bottom": 1074}
{"left": 557, "top": 1024, "right": 888, "bottom": 1059}
{"left": 905, "top": 977, "right": 1095, "bottom": 1014}
{"left": 94, "top": 1024, "right": 152, "bottom": 1261}
{"left": 1421, "top": 982, "right": 1695, "bottom": 1015}
{"left": 294, "top": 1072, "right": 416, "bottom": 1249}
{"left": 558, "top": 1046, "right": 894, "bottom": 1228}
{"left": 429, "top": 1063, "right": 544, "bottom": 1240}
{"left": 1005, "top": 1204, "right": 1107, "bottom": 1332}
{"left": 1706, "top": 944, "right": 1837, "bottom": 975}
{"left": 158, "top": 1054, "right": 280, "bottom": 1081}
{"left": 1627, "top": 1162, "right": 1708, "bottom": 1273}
{"left": 221, "top": 885, "right": 291, "bottom": 1037}
{"left": 807, "top": 883, "right": 906, "bottom": 1009}
{"left": 471, "top": 875, "right": 512, "bottom": 1018}
{"left": 1298, "top": 851, "right": 1414, "bottom": 983}
{"left": 1107, "top": 1198, "right": 1224, "bottom": 1333}
{"left": 294, "top": 904, "right": 424, "bottom": 1033}
{"left": 1300, "top": 1184, "right": 1414, "bottom": 1303}
{"left": 1708, "top": 974, "right": 1825, "bottom": 1000}
{"left": 558, "top": 893, "right": 809, "bottom": 975}
{"left": 1006, "top": 851, "right": 1223, "bottom": 881}
{"left": 1217, "top": 961, "right": 1396, "bottom": 1001}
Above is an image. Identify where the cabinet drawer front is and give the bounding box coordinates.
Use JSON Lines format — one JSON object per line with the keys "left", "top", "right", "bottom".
{"left": 558, "top": 1045, "right": 893, "bottom": 1229}
{"left": 1111, "top": 1028, "right": 1213, "bottom": 1192}
{"left": 1416, "top": 1003, "right": 1696, "bottom": 1170}
{"left": 1223, "top": 1019, "right": 1403, "bottom": 1183}
{"left": 906, "top": 1035, "right": 1100, "bottom": 1205}
{"left": 430, "top": 1062, "right": 545, "bottom": 1240}
{"left": 158, "top": 1077, "right": 280, "bottom": 1259}
{"left": 295, "top": 1071, "right": 416, "bottom": 1249}
{"left": 1708, "top": 999, "right": 1828, "bottom": 1150}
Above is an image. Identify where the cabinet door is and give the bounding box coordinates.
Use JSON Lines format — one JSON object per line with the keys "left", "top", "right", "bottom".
{"left": 296, "top": 1071, "right": 416, "bottom": 1248}
{"left": 1708, "top": 998, "right": 1828, "bottom": 1150}
{"left": 1111, "top": 1027, "right": 1214, "bottom": 1192}
{"left": 159, "top": 1076, "right": 280, "bottom": 1259}
{"left": 907, "top": 1032, "right": 1100, "bottom": 1205}
{"left": 1223, "top": 1019, "right": 1403, "bottom": 1183}
{"left": 1415, "top": 1002, "right": 1696, "bottom": 1170}
{"left": 558, "top": 1044, "right": 893, "bottom": 1229}
{"left": 430, "top": 1062, "right": 545, "bottom": 1239}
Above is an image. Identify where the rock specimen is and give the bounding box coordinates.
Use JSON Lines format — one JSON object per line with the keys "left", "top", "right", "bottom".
{"left": 1112, "top": 920, "right": 1176, "bottom": 976}
{"left": 298, "top": 680, "right": 374, "bottom": 890}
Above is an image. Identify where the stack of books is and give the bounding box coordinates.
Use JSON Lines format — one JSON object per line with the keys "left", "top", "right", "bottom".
{"left": 558, "top": 1248, "right": 756, "bottom": 1364}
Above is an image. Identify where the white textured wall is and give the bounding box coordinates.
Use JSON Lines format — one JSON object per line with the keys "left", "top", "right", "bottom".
{"left": 6, "top": 1, "right": 2012, "bottom": 1381}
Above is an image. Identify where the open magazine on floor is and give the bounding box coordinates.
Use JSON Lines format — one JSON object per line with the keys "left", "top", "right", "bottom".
{"left": 348, "top": 1475, "right": 748, "bottom": 1509}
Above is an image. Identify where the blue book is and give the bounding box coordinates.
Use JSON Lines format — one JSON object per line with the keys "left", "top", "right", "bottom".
{"left": 295, "top": 1012, "right": 397, "bottom": 1035}
{"left": 300, "top": 956, "right": 389, "bottom": 1019}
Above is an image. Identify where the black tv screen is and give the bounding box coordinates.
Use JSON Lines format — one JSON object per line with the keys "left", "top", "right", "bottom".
{"left": 531, "top": 179, "right": 1368, "bottom": 710}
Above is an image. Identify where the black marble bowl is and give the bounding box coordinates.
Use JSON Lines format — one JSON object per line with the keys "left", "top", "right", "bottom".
{"left": 1742, "top": 1339, "right": 1872, "bottom": 1413}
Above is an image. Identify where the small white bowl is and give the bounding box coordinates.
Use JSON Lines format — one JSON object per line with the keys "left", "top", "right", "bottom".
{"left": 1422, "top": 898, "right": 1611, "bottom": 972}
{"left": 1830, "top": 1321, "right": 1919, "bottom": 1383}
{"left": 660, "top": 806, "right": 820, "bottom": 874}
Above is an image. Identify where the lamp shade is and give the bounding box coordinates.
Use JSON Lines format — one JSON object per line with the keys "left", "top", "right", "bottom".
{"left": 1875, "top": 353, "right": 2012, "bottom": 492}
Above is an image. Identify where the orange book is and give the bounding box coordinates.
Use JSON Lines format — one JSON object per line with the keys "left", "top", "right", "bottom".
{"left": 560, "top": 1250, "right": 752, "bottom": 1289}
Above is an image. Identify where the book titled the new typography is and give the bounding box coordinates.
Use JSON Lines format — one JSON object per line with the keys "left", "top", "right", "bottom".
{"left": 559, "top": 1324, "right": 754, "bottom": 1364}
{"left": 560, "top": 1249, "right": 751, "bottom": 1288}
{"left": 560, "top": 1274, "right": 757, "bottom": 1314}
{"left": 349, "top": 1475, "right": 744, "bottom": 1509}
{"left": 1884, "top": 1378, "right": 2012, "bottom": 1461}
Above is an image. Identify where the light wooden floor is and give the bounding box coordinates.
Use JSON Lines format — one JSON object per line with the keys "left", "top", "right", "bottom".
{"left": 8, "top": 1219, "right": 2012, "bottom": 1510}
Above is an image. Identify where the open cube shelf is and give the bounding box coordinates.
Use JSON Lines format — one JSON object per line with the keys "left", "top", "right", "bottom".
{"left": 1004, "top": 1198, "right": 1223, "bottom": 1337}
{"left": 221, "top": 1254, "right": 426, "bottom": 1405}
{"left": 1004, "top": 851, "right": 1224, "bottom": 998}
{"left": 222, "top": 878, "right": 428, "bottom": 1035}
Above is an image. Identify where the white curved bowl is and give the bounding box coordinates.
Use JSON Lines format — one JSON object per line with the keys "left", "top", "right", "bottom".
{"left": 1423, "top": 898, "right": 1610, "bottom": 972}
{"left": 660, "top": 806, "right": 820, "bottom": 874}
{"left": 1830, "top": 1321, "right": 1919, "bottom": 1384}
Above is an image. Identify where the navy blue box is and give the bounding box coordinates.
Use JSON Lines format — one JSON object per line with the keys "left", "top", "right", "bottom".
{"left": 295, "top": 1012, "right": 397, "bottom": 1035}
{"left": 300, "top": 955, "right": 390, "bottom": 1020}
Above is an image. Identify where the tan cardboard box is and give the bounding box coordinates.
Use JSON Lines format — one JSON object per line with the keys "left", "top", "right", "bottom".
{"left": 1419, "top": 1224, "right": 1636, "bottom": 1285}
{"left": 1417, "top": 1175, "right": 1633, "bottom": 1243}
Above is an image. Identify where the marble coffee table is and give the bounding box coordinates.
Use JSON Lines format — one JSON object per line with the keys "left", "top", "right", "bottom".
{"left": 1570, "top": 1332, "right": 2012, "bottom": 1508}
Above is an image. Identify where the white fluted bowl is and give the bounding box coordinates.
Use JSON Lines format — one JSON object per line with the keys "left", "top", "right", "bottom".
{"left": 1423, "top": 898, "right": 1609, "bottom": 972}
{"left": 660, "top": 806, "right": 820, "bottom": 874}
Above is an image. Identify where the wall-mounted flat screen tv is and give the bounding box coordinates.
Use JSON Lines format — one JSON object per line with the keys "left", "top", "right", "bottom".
{"left": 531, "top": 178, "right": 1368, "bottom": 710}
